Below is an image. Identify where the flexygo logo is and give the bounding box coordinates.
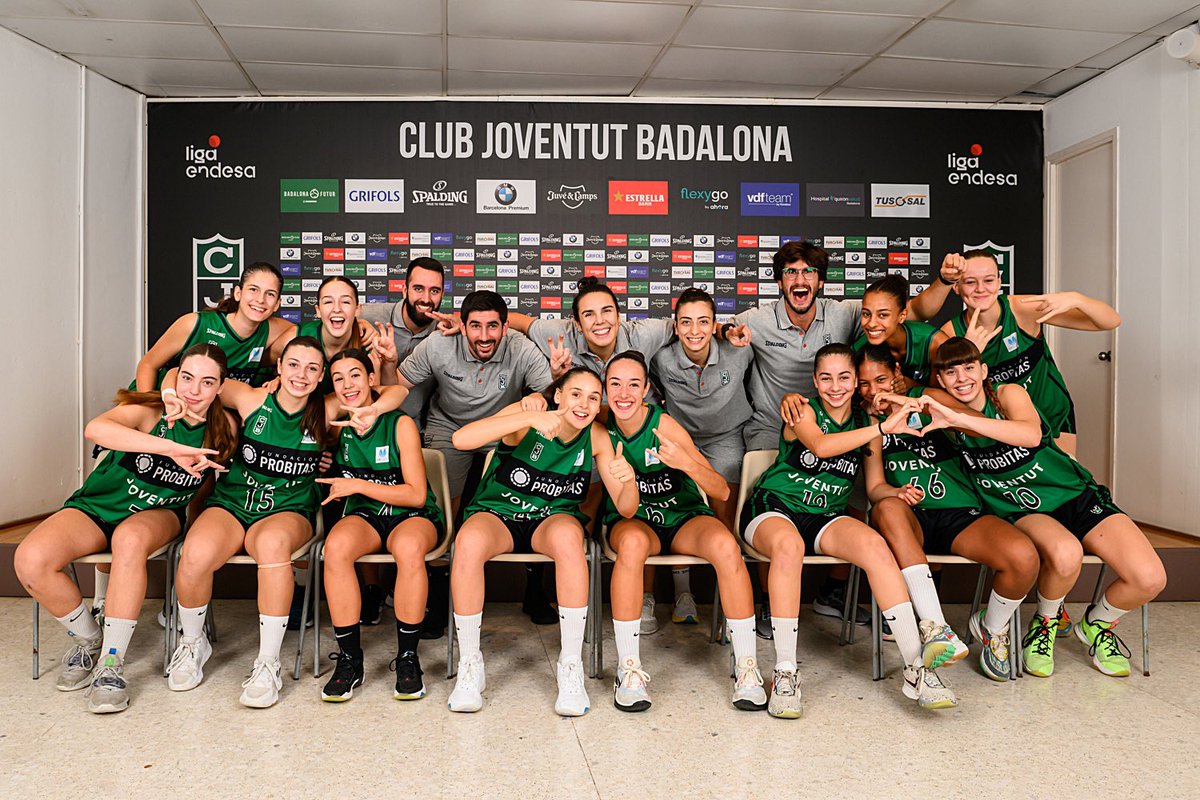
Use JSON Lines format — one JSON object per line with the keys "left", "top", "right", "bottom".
{"left": 193, "top": 234, "right": 244, "bottom": 310}
{"left": 184, "top": 134, "right": 257, "bottom": 179}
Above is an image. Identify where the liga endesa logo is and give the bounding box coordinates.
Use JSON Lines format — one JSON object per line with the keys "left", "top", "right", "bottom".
{"left": 947, "top": 143, "right": 1018, "bottom": 186}
{"left": 184, "top": 134, "right": 256, "bottom": 179}
{"left": 609, "top": 181, "right": 668, "bottom": 215}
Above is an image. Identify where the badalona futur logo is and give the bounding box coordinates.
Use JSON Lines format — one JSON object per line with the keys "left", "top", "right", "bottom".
{"left": 185, "top": 134, "right": 257, "bottom": 179}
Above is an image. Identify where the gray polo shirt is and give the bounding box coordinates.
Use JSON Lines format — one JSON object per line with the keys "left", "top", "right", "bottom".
{"left": 361, "top": 302, "right": 436, "bottom": 421}
{"left": 734, "top": 298, "right": 863, "bottom": 450}
{"left": 527, "top": 317, "right": 673, "bottom": 403}
{"left": 398, "top": 330, "right": 552, "bottom": 435}
{"left": 650, "top": 339, "right": 754, "bottom": 441}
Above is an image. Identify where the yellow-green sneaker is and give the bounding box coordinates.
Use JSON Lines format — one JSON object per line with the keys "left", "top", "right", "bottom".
{"left": 1075, "top": 606, "right": 1131, "bottom": 677}
{"left": 1021, "top": 614, "right": 1056, "bottom": 678}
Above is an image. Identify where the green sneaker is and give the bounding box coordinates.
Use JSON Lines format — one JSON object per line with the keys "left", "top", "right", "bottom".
{"left": 968, "top": 611, "right": 1010, "bottom": 682}
{"left": 1054, "top": 602, "right": 1073, "bottom": 638}
{"left": 1075, "top": 606, "right": 1131, "bottom": 677}
{"left": 1021, "top": 614, "right": 1056, "bottom": 678}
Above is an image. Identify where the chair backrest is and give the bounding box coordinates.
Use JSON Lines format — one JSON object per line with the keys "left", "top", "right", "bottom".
{"left": 734, "top": 449, "right": 778, "bottom": 532}
{"left": 422, "top": 448, "right": 455, "bottom": 542}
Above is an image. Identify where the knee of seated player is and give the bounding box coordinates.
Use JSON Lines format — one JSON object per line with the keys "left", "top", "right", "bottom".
{"left": 769, "top": 532, "right": 806, "bottom": 568}
{"left": 869, "top": 497, "right": 911, "bottom": 534}
{"left": 998, "top": 536, "right": 1041, "bottom": 585}
{"left": 451, "top": 525, "right": 494, "bottom": 566}
{"left": 110, "top": 522, "right": 160, "bottom": 562}
{"left": 250, "top": 528, "right": 295, "bottom": 563}
{"left": 1040, "top": 536, "right": 1084, "bottom": 578}
{"left": 543, "top": 522, "right": 584, "bottom": 562}
{"left": 855, "top": 531, "right": 899, "bottom": 571}
{"left": 323, "top": 528, "right": 364, "bottom": 566}
{"left": 12, "top": 542, "right": 56, "bottom": 588}
{"left": 614, "top": 528, "right": 652, "bottom": 564}
{"left": 1123, "top": 556, "right": 1167, "bottom": 600}
{"left": 388, "top": 529, "right": 429, "bottom": 567}
{"left": 705, "top": 530, "right": 744, "bottom": 572}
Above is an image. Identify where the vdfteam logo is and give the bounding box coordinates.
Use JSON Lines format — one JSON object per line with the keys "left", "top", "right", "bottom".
{"left": 609, "top": 181, "right": 668, "bottom": 215}
{"left": 740, "top": 182, "right": 799, "bottom": 217}
{"left": 870, "top": 183, "right": 930, "bottom": 218}
{"left": 184, "top": 134, "right": 256, "bottom": 179}
{"left": 193, "top": 234, "right": 243, "bottom": 310}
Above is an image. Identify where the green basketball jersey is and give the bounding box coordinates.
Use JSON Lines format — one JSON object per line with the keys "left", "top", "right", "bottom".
{"left": 951, "top": 395, "right": 1093, "bottom": 518}
{"left": 751, "top": 401, "right": 865, "bottom": 515}
{"left": 209, "top": 391, "right": 322, "bottom": 522}
{"left": 333, "top": 409, "right": 443, "bottom": 523}
{"left": 951, "top": 295, "right": 1074, "bottom": 436}
{"left": 604, "top": 404, "right": 711, "bottom": 530}
{"left": 853, "top": 320, "right": 940, "bottom": 383}
{"left": 64, "top": 416, "right": 208, "bottom": 524}
{"left": 465, "top": 427, "right": 592, "bottom": 523}
{"left": 147, "top": 310, "right": 272, "bottom": 388}
{"left": 875, "top": 388, "right": 980, "bottom": 510}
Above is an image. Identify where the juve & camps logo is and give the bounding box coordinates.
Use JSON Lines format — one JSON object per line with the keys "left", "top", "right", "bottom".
{"left": 806, "top": 183, "right": 864, "bottom": 217}
{"left": 947, "top": 144, "right": 1018, "bottom": 186}
{"left": 870, "top": 183, "right": 930, "bottom": 218}
{"left": 411, "top": 179, "right": 469, "bottom": 207}
{"left": 344, "top": 179, "right": 405, "bottom": 213}
{"left": 184, "top": 134, "right": 256, "bottom": 179}
{"left": 547, "top": 184, "right": 600, "bottom": 210}
{"left": 281, "top": 179, "right": 339, "bottom": 213}
{"left": 740, "top": 182, "right": 799, "bottom": 217}
{"left": 193, "top": 234, "right": 243, "bottom": 310}
{"left": 609, "top": 181, "right": 669, "bottom": 215}
{"left": 477, "top": 180, "right": 537, "bottom": 214}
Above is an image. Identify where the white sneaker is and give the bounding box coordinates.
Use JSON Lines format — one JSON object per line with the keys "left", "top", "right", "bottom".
{"left": 672, "top": 591, "right": 699, "bottom": 624}
{"left": 613, "top": 657, "right": 651, "bottom": 713}
{"left": 157, "top": 607, "right": 182, "bottom": 633}
{"left": 239, "top": 657, "right": 283, "bottom": 708}
{"left": 640, "top": 593, "right": 658, "bottom": 635}
{"left": 555, "top": 658, "right": 590, "bottom": 717}
{"left": 768, "top": 668, "right": 802, "bottom": 719}
{"left": 56, "top": 635, "right": 102, "bottom": 692}
{"left": 166, "top": 634, "right": 212, "bottom": 692}
{"left": 731, "top": 655, "right": 768, "bottom": 711}
{"left": 86, "top": 651, "right": 129, "bottom": 714}
{"left": 902, "top": 664, "right": 958, "bottom": 710}
{"left": 448, "top": 652, "right": 486, "bottom": 713}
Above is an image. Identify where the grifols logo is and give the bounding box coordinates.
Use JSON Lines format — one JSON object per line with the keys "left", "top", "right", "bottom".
{"left": 185, "top": 135, "right": 257, "bottom": 179}
{"left": 947, "top": 144, "right": 1017, "bottom": 186}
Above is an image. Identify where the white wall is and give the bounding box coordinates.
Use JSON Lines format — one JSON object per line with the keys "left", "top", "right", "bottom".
{"left": 0, "top": 27, "right": 142, "bottom": 522}
{"left": 1045, "top": 45, "right": 1200, "bottom": 533}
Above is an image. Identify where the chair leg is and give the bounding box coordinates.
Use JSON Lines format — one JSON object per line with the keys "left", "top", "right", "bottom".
{"left": 1012, "top": 604, "right": 1022, "bottom": 679}
{"left": 966, "top": 566, "right": 990, "bottom": 646}
{"left": 446, "top": 547, "right": 457, "bottom": 680}
{"left": 1141, "top": 603, "right": 1150, "bottom": 677}
{"left": 294, "top": 557, "right": 315, "bottom": 681}
{"left": 710, "top": 579, "right": 724, "bottom": 644}
{"left": 1090, "top": 564, "right": 1108, "bottom": 606}
{"left": 206, "top": 604, "right": 218, "bottom": 643}
{"left": 163, "top": 545, "right": 176, "bottom": 676}
{"left": 842, "top": 565, "right": 860, "bottom": 646}
{"left": 590, "top": 542, "right": 603, "bottom": 680}
{"left": 32, "top": 600, "right": 40, "bottom": 680}
{"left": 871, "top": 594, "right": 882, "bottom": 681}
{"left": 313, "top": 543, "right": 324, "bottom": 678}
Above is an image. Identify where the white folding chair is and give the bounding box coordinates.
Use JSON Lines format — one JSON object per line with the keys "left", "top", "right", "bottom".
{"left": 308, "top": 448, "right": 457, "bottom": 677}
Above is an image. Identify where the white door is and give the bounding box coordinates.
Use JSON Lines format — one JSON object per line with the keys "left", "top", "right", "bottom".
{"left": 1047, "top": 135, "right": 1116, "bottom": 485}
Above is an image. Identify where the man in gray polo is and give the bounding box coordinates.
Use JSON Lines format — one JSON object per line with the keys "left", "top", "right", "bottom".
{"left": 393, "top": 290, "right": 552, "bottom": 505}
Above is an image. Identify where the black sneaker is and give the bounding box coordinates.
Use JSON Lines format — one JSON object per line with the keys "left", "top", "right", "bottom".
{"left": 755, "top": 603, "right": 773, "bottom": 640}
{"left": 522, "top": 581, "right": 558, "bottom": 626}
{"left": 321, "top": 651, "right": 364, "bottom": 702}
{"left": 287, "top": 583, "right": 314, "bottom": 631}
{"left": 812, "top": 582, "right": 870, "bottom": 626}
{"left": 391, "top": 654, "right": 426, "bottom": 700}
{"left": 361, "top": 584, "right": 386, "bottom": 626}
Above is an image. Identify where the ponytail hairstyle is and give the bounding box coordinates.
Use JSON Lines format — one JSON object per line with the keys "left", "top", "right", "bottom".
{"left": 606, "top": 349, "right": 649, "bottom": 381}
{"left": 317, "top": 276, "right": 363, "bottom": 349}
{"left": 544, "top": 366, "right": 603, "bottom": 409}
{"left": 864, "top": 274, "right": 909, "bottom": 310}
{"left": 931, "top": 336, "right": 1004, "bottom": 417}
{"left": 674, "top": 286, "right": 716, "bottom": 318}
{"left": 113, "top": 343, "right": 237, "bottom": 463}
{"left": 280, "top": 336, "right": 331, "bottom": 447}
{"left": 214, "top": 262, "right": 283, "bottom": 314}
{"left": 328, "top": 347, "right": 378, "bottom": 405}
{"left": 571, "top": 277, "right": 621, "bottom": 322}
{"left": 813, "top": 342, "right": 855, "bottom": 372}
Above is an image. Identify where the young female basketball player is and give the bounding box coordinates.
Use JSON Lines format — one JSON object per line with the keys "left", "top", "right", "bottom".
{"left": 854, "top": 275, "right": 947, "bottom": 385}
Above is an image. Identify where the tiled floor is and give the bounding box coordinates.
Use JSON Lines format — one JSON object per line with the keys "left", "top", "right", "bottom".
{"left": 2, "top": 599, "right": 1196, "bottom": 799}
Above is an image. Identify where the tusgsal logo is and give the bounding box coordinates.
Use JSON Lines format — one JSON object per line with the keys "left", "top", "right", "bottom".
{"left": 947, "top": 144, "right": 1018, "bottom": 186}
{"left": 184, "top": 134, "right": 256, "bottom": 179}
{"left": 411, "top": 179, "right": 469, "bottom": 206}
{"left": 547, "top": 184, "right": 599, "bottom": 209}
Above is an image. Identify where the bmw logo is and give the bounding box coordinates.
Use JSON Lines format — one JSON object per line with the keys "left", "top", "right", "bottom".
{"left": 510, "top": 467, "right": 530, "bottom": 488}
{"left": 242, "top": 444, "right": 257, "bottom": 465}
{"left": 135, "top": 454, "right": 154, "bottom": 474}
{"left": 799, "top": 450, "right": 819, "bottom": 469}
{"left": 495, "top": 183, "right": 517, "bottom": 206}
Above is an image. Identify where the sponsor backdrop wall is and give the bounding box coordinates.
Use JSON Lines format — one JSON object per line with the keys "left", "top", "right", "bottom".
{"left": 147, "top": 101, "right": 1042, "bottom": 341}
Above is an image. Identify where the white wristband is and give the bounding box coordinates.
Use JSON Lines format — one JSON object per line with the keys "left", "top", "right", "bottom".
{"left": 161, "top": 388, "right": 177, "bottom": 397}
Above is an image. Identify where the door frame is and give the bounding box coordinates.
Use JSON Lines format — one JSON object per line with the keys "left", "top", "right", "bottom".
{"left": 1044, "top": 128, "right": 1119, "bottom": 490}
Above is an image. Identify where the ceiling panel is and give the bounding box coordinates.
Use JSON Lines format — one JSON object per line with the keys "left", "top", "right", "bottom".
{"left": 448, "top": 37, "right": 660, "bottom": 77}
{"left": 637, "top": 77, "right": 823, "bottom": 98}
{"left": 677, "top": 6, "right": 915, "bottom": 53}
{"left": 654, "top": 47, "right": 867, "bottom": 84}
{"left": 198, "top": 0, "right": 443, "bottom": 34}
{"left": 821, "top": 86, "right": 1004, "bottom": 103}
{"left": 0, "top": 0, "right": 203, "bottom": 23}
{"left": 1145, "top": 5, "right": 1200, "bottom": 34}
{"left": 1078, "top": 34, "right": 1160, "bottom": 68}
{"left": 245, "top": 62, "right": 443, "bottom": 94}
{"left": 220, "top": 26, "right": 442, "bottom": 69}
{"left": 449, "top": 0, "right": 688, "bottom": 44}
{"left": 158, "top": 85, "right": 253, "bottom": 97}
{"left": 705, "top": 0, "right": 944, "bottom": 14}
{"left": 844, "top": 57, "right": 1057, "bottom": 95}
{"left": 937, "top": 0, "right": 1198, "bottom": 34}
{"left": 4, "top": 17, "right": 224, "bottom": 58}
{"left": 449, "top": 70, "right": 638, "bottom": 95}
{"left": 69, "top": 54, "right": 248, "bottom": 88}
{"left": 1023, "top": 67, "right": 1106, "bottom": 96}
{"left": 888, "top": 19, "right": 1128, "bottom": 68}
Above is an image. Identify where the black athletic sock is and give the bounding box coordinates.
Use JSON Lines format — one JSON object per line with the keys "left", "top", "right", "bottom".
{"left": 396, "top": 619, "right": 422, "bottom": 660}
{"left": 334, "top": 624, "right": 362, "bottom": 658}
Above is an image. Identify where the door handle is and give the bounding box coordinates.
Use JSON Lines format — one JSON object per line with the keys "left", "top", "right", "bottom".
{"left": 1098, "top": 351, "right": 1112, "bottom": 362}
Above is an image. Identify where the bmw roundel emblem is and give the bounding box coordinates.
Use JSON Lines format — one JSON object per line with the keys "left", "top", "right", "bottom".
{"left": 510, "top": 467, "right": 530, "bottom": 487}
{"left": 495, "top": 182, "right": 517, "bottom": 206}
{"left": 242, "top": 443, "right": 257, "bottom": 465}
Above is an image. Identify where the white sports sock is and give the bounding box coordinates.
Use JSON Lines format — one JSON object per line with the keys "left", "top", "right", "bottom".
{"left": 178, "top": 603, "right": 208, "bottom": 640}
{"left": 613, "top": 618, "right": 641, "bottom": 669}
{"left": 771, "top": 616, "right": 798, "bottom": 673}
{"left": 56, "top": 602, "right": 101, "bottom": 641}
{"left": 101, "top": 617, "right": 137, "bottom": 661}
{"left": 983, "top": 590, "right": 1022, "bottom": 635}
{"left": 257, "top": 614, "right": 288, "bottom": 662}
{"left": 672, "top": 568, "right": 690, "bottom": 599}
{"left": 558, "top": 605, "right": 587, "bottom": 665}
{"left": 93, "top": 568, "right": 109, "bottom": 605}
{"left": 901, "top": 564, "right": 946, "bottom": 625}
{"left": 1036, "top": 591, "right": 1065, "bottom": 621}
{"left": 882, "top": 601, "right": 922, "bottom": 666}
{"left": 454, "top": 612, "right": 482, "bottom": 661}
{"left": 1089, "top": 593, "right": 1128, "bottom": 625}
{"left": 726, "top": 616, "right": 756, "bottom": 666}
